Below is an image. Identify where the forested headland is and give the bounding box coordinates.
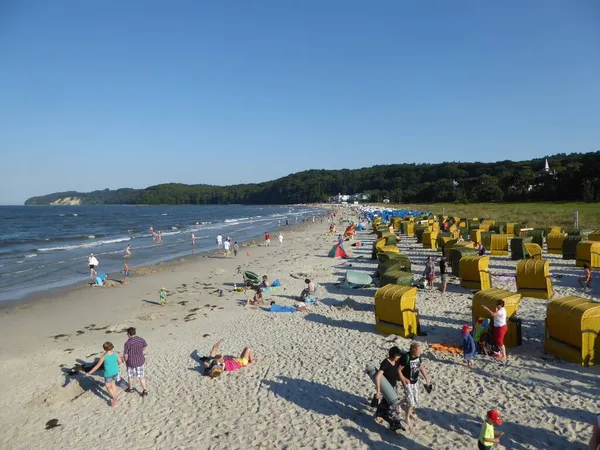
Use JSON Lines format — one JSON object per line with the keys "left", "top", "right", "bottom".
{"left": 24, "top": 151, "right": 600, "bottom": 205}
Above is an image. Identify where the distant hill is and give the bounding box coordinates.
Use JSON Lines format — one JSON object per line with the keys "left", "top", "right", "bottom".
{"left": 25, "top": 151, "right": 600, "bottom": 205}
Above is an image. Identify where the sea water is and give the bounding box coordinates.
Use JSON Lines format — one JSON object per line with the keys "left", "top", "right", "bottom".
{"left": 0, "top": 205, "right": 322, "bottom": 301}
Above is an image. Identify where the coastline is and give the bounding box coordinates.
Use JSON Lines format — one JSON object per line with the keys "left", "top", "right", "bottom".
{"left": 1, "top": 205, "right": 326, "bottom": 304}
{"left": 0, "top": 205, "right": 597, "bottom": 449}
{"left": 0, "top": 218, "right": 318, "bottom": 312}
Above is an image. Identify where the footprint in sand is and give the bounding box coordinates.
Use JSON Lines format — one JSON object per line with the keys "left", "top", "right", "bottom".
{"left": 178, "top": 301, "right": 188, "bottom": 306}
{"left": 189, "top": 308, "right": 200, "bottom": 312}
{"left": 51, "top": 334, "right": 69, "bottom": 340}
{"left": 76, "top": 330, "right": 85, "bottom": 335}
{"left": 64, "top": 349, "right": 74, "bottom": 353}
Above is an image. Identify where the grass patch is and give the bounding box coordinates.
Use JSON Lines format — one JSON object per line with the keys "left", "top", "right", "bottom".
{"left": 369, "top": 202, "right": 600, "bottom": 230}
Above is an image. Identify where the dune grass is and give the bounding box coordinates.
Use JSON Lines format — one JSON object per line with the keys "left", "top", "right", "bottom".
{"left": 372, "top": 202, "right": 600, "bottom": 230}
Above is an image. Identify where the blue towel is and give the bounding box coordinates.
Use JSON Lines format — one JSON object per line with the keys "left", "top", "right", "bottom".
{"left": 270, "top": 305, "right": 296, "bottom": 313}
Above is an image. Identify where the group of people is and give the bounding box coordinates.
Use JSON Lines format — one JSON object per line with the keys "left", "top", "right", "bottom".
{"left": 215, "top": 234, "right": 240, "bottom": 258}
{"left": 264, "top": 232, "right": 284, "bottom": 247}
{"left": 373, "top": 342, "right": 505, "bottom": 446}
{"left": 84, "top": 327, "right": 148, "bottom": 407}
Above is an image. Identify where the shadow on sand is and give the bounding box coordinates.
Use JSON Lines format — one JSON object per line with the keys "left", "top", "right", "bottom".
{"left": 263, "top": 376, "right": 430, "bottom": 449}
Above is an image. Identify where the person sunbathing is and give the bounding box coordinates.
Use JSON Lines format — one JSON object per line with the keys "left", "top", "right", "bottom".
{"left": 202, "top": 339, "right": 256, "bottom": 377}
{"left": 269, "top": 301, "right": 307, "bottom": 313}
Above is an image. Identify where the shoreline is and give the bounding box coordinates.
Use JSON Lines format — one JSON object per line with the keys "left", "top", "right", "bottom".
{"left": 0, "top": 218, "right": 321, "bottom": 311}
{"left": 1, "top": 206, "right": 327, "bottom": 305}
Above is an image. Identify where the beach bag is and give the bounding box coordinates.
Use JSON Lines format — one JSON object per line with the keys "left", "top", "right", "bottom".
{"left": 272, "top": 280, "right": 281, "bottom": 287}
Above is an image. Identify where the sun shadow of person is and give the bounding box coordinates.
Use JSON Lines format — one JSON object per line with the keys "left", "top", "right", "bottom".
{"left": 263, "top": 376, "right": 430, "bottom": 449}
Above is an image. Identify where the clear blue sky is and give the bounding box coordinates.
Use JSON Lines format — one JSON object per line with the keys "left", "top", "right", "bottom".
{"left": 1, "top": 1, "right": 599, "bottom": 204}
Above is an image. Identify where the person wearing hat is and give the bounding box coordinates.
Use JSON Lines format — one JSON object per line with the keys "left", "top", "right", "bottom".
{"left": 461, "top": 324, "right": 476, "bottom": 368}
{"left": 478, "top": 410, "right": 504, "bottom": 449}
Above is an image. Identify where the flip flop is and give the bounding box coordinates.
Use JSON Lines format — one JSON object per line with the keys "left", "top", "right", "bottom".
{"left": 125, "top": 388, "right": 134, "bottom": 393}
{"left": 140, "top": 390, "right": 148, "bottom": 397}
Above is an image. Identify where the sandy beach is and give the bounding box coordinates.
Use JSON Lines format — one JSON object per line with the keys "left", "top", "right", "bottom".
{"left": 0, "top": 206, "right": 598, "bottom": 449}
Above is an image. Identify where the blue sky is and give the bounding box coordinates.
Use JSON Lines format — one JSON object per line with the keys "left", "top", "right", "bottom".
{"left": 1, "top": 1, "right": 599, "bottom": 204}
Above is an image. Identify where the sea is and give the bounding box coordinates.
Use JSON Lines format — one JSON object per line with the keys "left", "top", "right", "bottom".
{"left": 0, "top": 205, "right": 323, "bottom": 302}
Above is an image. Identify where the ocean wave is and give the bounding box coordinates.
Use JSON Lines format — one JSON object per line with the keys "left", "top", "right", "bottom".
{"left": 224, "top": 217, "right": 250, "bottom": 223}
{"left": 38, "top": 237, "right": 132, "bottom": 252}
{"left": 25, "top": 254, "right": 37, "bottom": 258}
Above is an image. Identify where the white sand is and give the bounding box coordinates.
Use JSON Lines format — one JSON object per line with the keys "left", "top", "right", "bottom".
{"left": 0, "top": 208, "right": 598, "bottom": 449}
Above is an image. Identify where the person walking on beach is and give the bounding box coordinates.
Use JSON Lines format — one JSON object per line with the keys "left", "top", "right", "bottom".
{"left": 123, "top": 327, "right": 148, "bottom": 396}
{"left": 233, "top": 241, "right": 239, "bottom": 258}
{"left": 123, "top": 262, "right": 130, "bottom": 285}
{"left": 223, "top": 239, "right": 231, "bottom": 257}
{"left": 482, "top": 299, "right": 507, "bottom": 360}
{"left": 88, "top": 254, "right": 99, "bottom": 277}
{"left": 478, "top": 410, "right": 504, "bottom": 449}
{"left": 216, "top": 234, "right": 223, "bottom": 250}
{"left": 578, "top": 263, "right": 592, "bottom": 290}
{"left": 85, "top": 342, "right": 123, "bottom": 407}
{"left": 265, "top": 232, "right": 271, "bottom": 247}
{"left": 191, "top": 232, "right": 196, "bottom": 246}
{"left": 398, "top": 341, "right": 431, "bottom": 432}
{"left": 278, "top": 233, "right": 284, "bottom": 246}
{"left": 439, "top": 256, "right": 448, "bottom": 294}
{"left": 374, "top": 346, "right": 405, "bottom": 432}
{"left": 125, "top": 244, "right": 131, "bottom": 258}
{"left": 424, "top": 256, "right": 435, "bottom": 290}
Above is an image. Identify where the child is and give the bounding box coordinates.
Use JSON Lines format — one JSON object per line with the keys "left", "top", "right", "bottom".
{"left": 461, "top": 324, "right": 476, "bottom": 368}
{"left": 85, "top": 342, "right": 124, "bottom": 407}
{"left": 245, "top": 287, "right": 263, "bottom": 307}
{"left": 123, "top": 262, "right": 130, "bottom": 284}
{"left": 233, "top": 241, "right": 239, "bottom": 258}
{"left": 478, "top": 410, "right": 504, "bottom": 449}
{"left": 159, "top": 287, "right": 167, "bottom": 305}
{"left": 473, "top": 318, "right": 491, "bottom": 356}
{"left": 261, "top": 275, "right": 271, "bottom": 288}
{"left": 578, "top": 263, "right": 592, "bottom": 290}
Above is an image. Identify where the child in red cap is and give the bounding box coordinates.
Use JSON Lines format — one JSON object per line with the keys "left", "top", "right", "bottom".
{"left": 478, "top": 410, "right": 504, "bottom": 449}
{"left": 461, "top": 324, "right": 476, "bottom": 368}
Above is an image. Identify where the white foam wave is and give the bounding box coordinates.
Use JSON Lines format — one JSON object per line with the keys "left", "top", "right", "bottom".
{"left": 224, "top": 217, "right": 250, "bottom": 223}
{"left": 25, "top": 254, "right": 37, "bottom": 258}
{"left": 88, "top": 235, "right": 95, "bottom": 239}
{"left": 38, "top": 237, "right": 131, "bottom": 252}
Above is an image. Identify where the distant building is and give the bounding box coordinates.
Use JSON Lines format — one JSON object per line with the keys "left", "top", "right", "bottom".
{"left": 327, "top": 193, "right": 370, "bottom": 203}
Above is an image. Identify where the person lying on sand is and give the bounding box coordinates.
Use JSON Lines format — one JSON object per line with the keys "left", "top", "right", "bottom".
{"left": 202, "top": 339, "right": 256, "bottom": 377}
{"left": 245, "top": 287, "right": 263, "bottom": 307}
{"left": 269, "top": 301, "right": 307, "bottom": 313}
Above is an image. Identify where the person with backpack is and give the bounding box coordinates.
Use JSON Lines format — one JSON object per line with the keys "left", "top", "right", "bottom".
{"left": 398, "top": 341, "right": 432, "bottom": 431}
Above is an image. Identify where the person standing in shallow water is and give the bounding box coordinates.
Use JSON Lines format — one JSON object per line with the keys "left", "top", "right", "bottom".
{"left": 88, "top": 254, "right": 99, "bottom": 277}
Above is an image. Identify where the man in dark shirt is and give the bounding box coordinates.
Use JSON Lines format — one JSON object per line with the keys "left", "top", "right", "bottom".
{"left": 123, "top": 327, "right": 148, "bottom": 396}
{"left": 374, "top": 347, "right": 404, "bottom": 432}
{"left": 439, "top": 256, "right": 448, "bottom": 294}
{"left": 398, "top": 341, "right": 431, "bottom": 431}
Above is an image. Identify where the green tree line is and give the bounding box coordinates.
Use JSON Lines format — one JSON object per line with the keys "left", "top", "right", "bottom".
{"left": 25, "top": 151, "right": 600, "bottom": 205}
